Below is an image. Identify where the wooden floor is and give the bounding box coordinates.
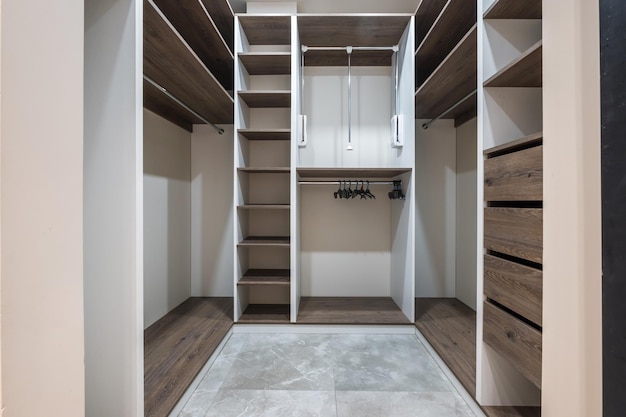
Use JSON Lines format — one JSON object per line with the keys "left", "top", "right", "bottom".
{"left": 298, "top": 297, "right": 412, "bottom": 324}
{"left": 415, "top": 298, "right": 540, "bottom": 417}
{"left": 144, "top": 297, "right": 233, "bottom": 417}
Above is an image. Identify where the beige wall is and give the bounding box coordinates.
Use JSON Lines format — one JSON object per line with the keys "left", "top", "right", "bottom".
{"left": 543, "top": 0, "right": 602, "bottom": 416}
{"left": 1, "top": 0, "right": 85, "bottom": 416}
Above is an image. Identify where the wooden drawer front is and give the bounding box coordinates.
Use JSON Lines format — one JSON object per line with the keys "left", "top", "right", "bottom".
{"left": 484, "top": 255, "right": 542, "bottom": 326}
{"left": 484, "top": 145, "right": 542, "bottom": 201}
{"left": 484, "top": 207, "right": 542, "bottom": 263}
{"left": 483, "top": 301, "right": 542, "bottom": 388}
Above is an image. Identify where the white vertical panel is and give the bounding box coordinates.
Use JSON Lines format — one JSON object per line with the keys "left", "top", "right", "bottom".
{"left": 84, "top": 0, "right": 143, "bottom": 414}
{"left": 290, "top": 15, "right": 300, "bottom": 321}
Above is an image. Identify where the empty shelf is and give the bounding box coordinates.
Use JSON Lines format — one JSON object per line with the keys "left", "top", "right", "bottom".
{"left": 484, "top": 41, "right": 542, "bottom": 88}
{"left": 237, "top": 167, "right": 290, "bottom": 173}
{"left": 297, "top": 167, "right": 411, "bottom": 179}
{"left": 237, "top": 128, "right": 291, "bottom": 140}
{"left": 239, "top": 52, "right": 291, "bottom": 75}
{"left": 238, "top": 304, "right": 291, "bottom": 324}
{"left": 297, "top": 297, "right": 411, "bottom": 325}
{"left": 238, "top": 236, "right": 291, "bottom": 247}
{"left": 483, "top": 0, "right": 542, "bottom": 19}
{"left": 238, "top": 269, "right": 290, "bottom": 286}
{"left": 238, "top": 91, "right": 291, "bottom": 108}
{"left": 239, "top": 15, "right": 291, "bottom": 45}
{"left": 414, "top": 0, "right": 448, "bottom": 49}
{"left": 238, "top": 204, "right": 290, "bottom": 210}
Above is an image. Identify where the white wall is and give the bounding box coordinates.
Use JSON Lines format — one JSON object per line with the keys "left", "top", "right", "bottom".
{"left": 1, "top": 1, "right": 85, "bottom": 415}
{"left": 455, "top": 118, "right": 477, "bottom": 310}
{"left": 543, "top": 0, "right": 602, "bottom": 415}
{"left": 84, "top": 0, "right": 143, "bottom": 415}
{"left": 191, "top": 125, "right": 234, "bottom": 296}
{"left": 143, "top": 110, "right": 192, "bottom": 328}
{"left": 414, "top": 119, "right": 457, "bottom": 297}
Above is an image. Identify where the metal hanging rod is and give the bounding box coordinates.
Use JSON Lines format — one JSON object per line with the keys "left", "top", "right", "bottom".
{"left": 302, "top": 45, "right": 399, "bottom": 53}
{"left": 143, "top": 75, "right": 225, "bottom": 135}
{"left": 298, "top": 181, "right": 396, "bottom": 185}
{"left": 421, "top": 89, "right": 477, "bottom": 130}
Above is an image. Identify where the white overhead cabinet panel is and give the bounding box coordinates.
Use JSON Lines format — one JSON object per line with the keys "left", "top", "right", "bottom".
{"left": 233, "top": 12, "right": 416, "bottom": 323}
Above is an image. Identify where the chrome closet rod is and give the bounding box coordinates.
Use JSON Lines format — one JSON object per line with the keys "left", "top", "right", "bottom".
{"left": 298, "top": 181, "right": 396, "bottom": 185}
{"left": 421, "top": 89, "right": 477, "bottom": 130}
{"left": 302, "top": 45, "right": 398, "bottom": 52}
{"left": 143, "top": 75, "right": 225, "bottom": 135}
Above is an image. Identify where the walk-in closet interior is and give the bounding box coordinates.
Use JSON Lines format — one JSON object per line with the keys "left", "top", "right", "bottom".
{"left": 141, "top": 0, "right": 543, "bottom": 416}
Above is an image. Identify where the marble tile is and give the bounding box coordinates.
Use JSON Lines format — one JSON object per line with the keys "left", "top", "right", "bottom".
{"left": 178, "top": 389, "right": 218, "bottom": 417}
{"left": 204, "top": 390, "right": 337, "bottom": 417}
{"left": 329, "top": 334, "right": 452, "bottom": 392}
{"left": 336, "top": 391, "right": 476, "bottom": 417}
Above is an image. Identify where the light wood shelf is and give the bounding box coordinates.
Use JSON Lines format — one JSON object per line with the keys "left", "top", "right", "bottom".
{"left": 144, "top": 0, "right": 233, "bottom": 125}
{"left": 415, "top": 25, "right": 477, "bottom": 122}
{"left": 297, "top": 167, "right": 411, "bottom": 179}
{"left": 239, "top": 15, "right": 291, "bottom": 45}
{"left": 238, "top": 90, "right": 291, "bottom": 108}
{"left": 238, "top": 128, "right": 291, "bottom": 140}
{"left": 239, "top": 52, "right": 291, "bottom": 75}
{"left": 238, "top": 236, "right": 291, "bottom": 247}
{"left": 415, "top": 0, "right": 477, "bottom": 86}
{"left": 484, "top": 41, "right": 542, "bottom": 88}
{"left": 483, "top": 0, "right": 542, "bottom": 19}
{"left": 238, "top": 269, "right": 290, "bottom": 286}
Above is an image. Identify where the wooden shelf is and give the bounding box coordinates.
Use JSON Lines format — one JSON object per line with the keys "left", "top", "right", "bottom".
{"left": 151, "top": 0, "right": 233, "bottom": 91}
{"left": 414, "top": 0, "right": 448, "bottom": 49}
{"left": 297, "top": 297, "right": 411, "bottom": 324}
{"left": 238, "top": 304, "right": 291, "bottom": 324}
{"left": 237, "top": 167, "right": 290, "bottom": 173}
{"left": 484, "top": 41, "right": 542, "bottom": 88}
{"left": 200, "top": 0, "right": 235, "bottom": 52}
{"left": 237, "top": 128, "right": 291, "bottom": 140}
{"left": 297, "top": 14, "right": 410, "bottom": 66}
{"left": 483, "top": 0, "right": 542, "bottom": 19}
{"left": 144, "top": 0, "right": 234, "bottom": 124}
{"left": 238, "top": 236, "right": 291, "bottom": 247}
{"left": 415, "top": 25, "right": 477, "bottom": 123}
{"left": 143, "top": 78, "right": 204, "bottom": 132}
{"left": 239, "top": 52, "right": 291, "bottom": 75}
{"left": 297, "top": 167, "right": 411, "bottom": 179}
{"left": 484, "top": 131, "right": 543, "bottom": 157}
{"left": 238, "top": 90, "right": 291, "bottom": 108}
{"left": 238, "top": 204, "right": 290, "bottom": 210}
{"left": 239, "top": 15, "right": 291, "bottom": 45}
{"left": 238, "top": 269, "right": 290, "bottom": 286}
{"left": 415, "top": 0, "right": 477, "bottom": 86}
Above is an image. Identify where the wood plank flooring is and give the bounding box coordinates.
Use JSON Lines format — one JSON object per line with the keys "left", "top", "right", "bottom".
{"left": 298, "top": 297, "right": 411, "bottom": 324}
{"left": 144, "top": 297, "right": 233, "bottom": 417}
{"left": 415, "top": 298, "right": 540, "bottom": 417}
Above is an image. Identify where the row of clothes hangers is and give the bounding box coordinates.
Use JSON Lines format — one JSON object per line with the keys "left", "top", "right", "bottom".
{"left": 332, "top": 180, "right": 406, "bottom": 200}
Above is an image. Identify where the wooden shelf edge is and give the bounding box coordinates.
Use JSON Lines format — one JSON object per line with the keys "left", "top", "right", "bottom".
{"left": 483, "top": 40, "right": 542, "bottom": 88}
{"left": 237, "top": 236, "right": 291, "bottom": 247}
{"left": 483, "top": 131, "right": 543, "bottom": 156}
{"left": 237, "top": 167, "right": 291, "bottom": 173}
{"left": 297, "top": 167, "right": 412, "bottom": 179}
{"left": 238, "top": 204, "right": 290, "bottom": 209}
{"left": 237, "top": 128, "right": 291, "bottom": 140}
{"left": 238, "top": 269, "right": 291, "bottom": 286}
{"left": 483, "top": 0, "right": 542, "bottom": 19}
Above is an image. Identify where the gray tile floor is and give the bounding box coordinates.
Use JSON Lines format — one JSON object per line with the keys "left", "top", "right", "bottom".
{"left": 177, "top": 332, "right": 477, "bottom": 417}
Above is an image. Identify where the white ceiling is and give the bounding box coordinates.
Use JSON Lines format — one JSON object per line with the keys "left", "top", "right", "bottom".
{"left": 228, "top": 0, "right": 420, "bottom": 14}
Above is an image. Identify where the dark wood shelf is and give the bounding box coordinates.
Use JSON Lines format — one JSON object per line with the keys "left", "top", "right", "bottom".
{"left": 298, "top": 15, "right": 410, "bottom": 66}
{"left": 144, "top": 0, "right": 233, "bottom": 125}
{"left": 484, "top": 131, "right": 543, "bottom": 156}
{"left": 237, "top": 128, "right": 291, "bottom": 140}
{"left": 297, "top": 297, "right": 411, "bottom": 324}
{"left": 239, "top": 52, "right": 291, "bottom": 75}
{"left": 415, "top": 25, "right": 477, "bottom": 123}
{"left": 414, "top": 0, "right": 447, "bottom": 49}
{"left": 237, "top": 167, "right": 290, "bottom": 173}
{"left": 238, "top": 236, "right": 291, "bottom": 247}
{"left": 143, "top": 78, "right": 204, "bottom": 132}
{"left": 238, "top": 204, "right": 290, "bottom": 210}
{"left": 151, "top": 0, "right": 233, "bottom": 91}
{"left": 239, "top": 15, "right": 291, "bottom": 45}
{"left": 483, "top": 0, "right": 542, "bottom": 19}
{"left": 415, "top": 0, "right": 477, "bottom": 86}
{"left": 238, "top": 304, "right": 291, "bottom": 323}
{"left": 484, "top": 41, "right": 542, "bottom": 88}
{"left": 238, "top": 90, "right": 291, "bottom": 108}
{"left": 200, "top": 0, "right": 235, "bottom": 52}
{"left": 297, "top": 167, "right": 411, "bottom": 179}
{"left": 238, "top": 269, "right": 290, "bottom": 286}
